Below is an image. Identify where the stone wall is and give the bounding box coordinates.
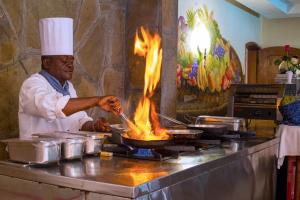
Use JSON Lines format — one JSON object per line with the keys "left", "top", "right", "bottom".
{"left": 160, "top": 0, "right": 178, "bottom": 119}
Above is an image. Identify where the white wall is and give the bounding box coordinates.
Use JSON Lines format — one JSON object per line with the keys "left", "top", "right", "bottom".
{"left": 261, "top": 17, "right": 300, "bottom": 48}
{"left": 178, "top": 0, "right": 261, "bottom": 73}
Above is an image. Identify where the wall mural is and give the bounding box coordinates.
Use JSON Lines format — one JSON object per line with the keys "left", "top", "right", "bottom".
{"left": 176, "top": 6, "right": 244, "bottom": 120}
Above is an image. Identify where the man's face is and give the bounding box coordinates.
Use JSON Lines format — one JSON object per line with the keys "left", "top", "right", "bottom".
{"left": 42, "top": 55, "right": 74, "bottom": 84}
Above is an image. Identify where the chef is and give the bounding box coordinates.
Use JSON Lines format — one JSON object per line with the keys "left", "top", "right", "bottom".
{"left": 18, "top": 17, "right": 122, "bottom": 138}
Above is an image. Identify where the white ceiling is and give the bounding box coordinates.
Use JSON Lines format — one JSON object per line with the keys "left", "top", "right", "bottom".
{"left": 235, "top": 0, "right": 300, "bottom": 18}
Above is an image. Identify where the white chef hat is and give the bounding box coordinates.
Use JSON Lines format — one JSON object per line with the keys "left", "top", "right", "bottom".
{"left": 39, "top": 17, "right": 73, "bottom": 56}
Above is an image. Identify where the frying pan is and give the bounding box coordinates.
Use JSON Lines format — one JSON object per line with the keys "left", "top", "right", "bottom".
{"left": 122, "top": 135, "right": 173, "bottom": 148}
{"left": 187, "top": 124, "right": 228, "bottom": 135}
{"left": 110, "top": 124, "right": 173, "bottom": 148}
{"left": 110, "top": 128, "right": 204, "bottom": 148}
{"left": 158, "top": 114, "right": 228, "bottom": 136}
{"left": 122, "top": 129, "right": 204, "bottom": 148}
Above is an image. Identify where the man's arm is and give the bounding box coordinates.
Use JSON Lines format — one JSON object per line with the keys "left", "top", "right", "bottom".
{"left": 62, "top": 97, "right": 99, "bottom": 116}
{"left": 62, "top": 95, "right": 122, "bottom": 116}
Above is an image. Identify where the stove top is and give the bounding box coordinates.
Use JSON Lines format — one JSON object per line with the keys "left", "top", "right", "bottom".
{"left": 104, "top": 129, "right": 256, "bottom": 161}
{"left": 102, "top": 140, "right": 219, "bottom": 161}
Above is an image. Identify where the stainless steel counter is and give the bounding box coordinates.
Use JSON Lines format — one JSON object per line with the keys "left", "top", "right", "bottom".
{"left": 0, "top": 138, "right": 279, "bottom": 199}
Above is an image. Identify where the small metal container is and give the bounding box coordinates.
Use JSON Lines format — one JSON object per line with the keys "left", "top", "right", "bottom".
{"left": 110, "top": 124, "right": 126, "bottom": 144}
{"left": 195, "top": 115, "right": 246, "bottom": 132}
{"left": 2, "top": 138, "right": 61, "bottom": 164}
{"left": 61, "top": 138, "right": 84, "bottom": 160}
{"left": 64, "top": 131, "right": 109, "bottom": 155}
{"left": 84, "top": 137, "right": 102, "bottom": 155}
{"left": 33, "top": 132, "right": 85, "bottom": 160}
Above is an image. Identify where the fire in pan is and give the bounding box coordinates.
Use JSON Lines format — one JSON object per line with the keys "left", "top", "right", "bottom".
{"left": 110, "top": 126, "right": 203, "bottom": 148}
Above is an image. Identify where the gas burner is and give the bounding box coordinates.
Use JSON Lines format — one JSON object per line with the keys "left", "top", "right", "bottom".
{"left": 116, "top": 148, "right": 179, "bottom": 161}
{"left": 102, "top": 144, "right": 179, "bottom": 161}
{"left": 126, "top": 148, "right": 179, "bottom": 161}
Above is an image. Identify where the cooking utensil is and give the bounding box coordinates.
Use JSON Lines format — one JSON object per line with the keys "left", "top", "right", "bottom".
{"left": 167, "top": 129, "right": 203, "bottom": 140}
{"left": 63, "top": 131, "right": 109, "bottom": 155}
{"left": 33, "top": 132, "right": 85, "bottom": 160}
{"left": 122, "top": 135, "right": 173, "bottom": 148}
{"left": 110, "top": 122, "right": 204, "bottom": 147}
{"left": 121, "top": 129, "right": 203, "bottom": 148}
{"left": 187, "top": 124, "right": 228, "bottom": 135}
{"left": 111, "top": 121, "right": 173, "bottom": 148}
{"left": 2, "top": 138, "right": 61, "bottom": 164}
{"left": 157, "top": 113, "right": 187, "bottom": 126}
{"left": 195, "top": 115, "right": 246, "bottom": 131}
{"left": 109, "top": 124, "right": 126, "bottom": 144}
{"left": 110, "top": 124, "right": 126, "bottom": 131}
{"left": 120, "top": 112, "right": 132, "bottom": 125}
{"left": 84, "top": 137, "right": 102, "bottom": 155}
{"left": 112, "top": 114, "right": 204, "bottom": 148}
{"left": 64, "top": 131, "right": 111, "bottom": 138}
{"left": 61, "top": 139, "right": 84, "bottom": 160}
{"left": 157, "top": 114, "right": 228, "bottom": 136}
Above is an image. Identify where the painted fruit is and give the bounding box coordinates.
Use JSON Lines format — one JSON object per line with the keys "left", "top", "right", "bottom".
{"left": 197, "top": 62, "right": 208, "bottom": 91}
{"left": 208, "top": 72, "right": 215, "bottom": 92}
{"left": 222, "top": 74, "right": 229, "bottom": 90}
{"left": 225, "top": 65, "right": 233, "bottom": 81}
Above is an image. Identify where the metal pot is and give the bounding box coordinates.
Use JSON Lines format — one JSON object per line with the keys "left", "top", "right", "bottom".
{"left": 65, "top": 131, "right": 109, "bottom": 155}
{"left": 61, "top": 138, "right": 84, "bottom": 160}
{"left": 2, "top": 138, "right": 61, "bottom": 164}
{"left": 33, "top": 132, "right": 85, "bottom": 160}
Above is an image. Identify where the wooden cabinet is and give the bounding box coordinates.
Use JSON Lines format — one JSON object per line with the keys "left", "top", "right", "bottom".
{"left": 246, "top": 43, "right": 300, "bottom": 84}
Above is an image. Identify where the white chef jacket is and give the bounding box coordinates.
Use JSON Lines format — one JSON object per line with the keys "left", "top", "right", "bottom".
{"left": 18, "top": 73, "right": 93, "bottom": 138}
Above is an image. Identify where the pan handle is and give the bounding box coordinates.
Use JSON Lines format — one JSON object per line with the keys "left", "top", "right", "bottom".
{"left": 183, "top": 114, "right": 197, "bottom": 124}
{"left": 157, "top": 114, "right": 187, "bottom": 126}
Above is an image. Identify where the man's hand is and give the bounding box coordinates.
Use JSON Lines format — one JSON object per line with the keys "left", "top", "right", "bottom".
{"left": 93, "top": 118, "right": 111, "bottom": 132}
{"left": 98, "top": 96, "right": 122, "bottom": 115}
{"left": 81, "top": 118, "right": 111, "bottom": 132}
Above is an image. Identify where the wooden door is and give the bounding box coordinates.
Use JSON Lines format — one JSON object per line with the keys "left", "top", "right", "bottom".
{"left": 257, "top": 47, "right": 300, "bottom": 84}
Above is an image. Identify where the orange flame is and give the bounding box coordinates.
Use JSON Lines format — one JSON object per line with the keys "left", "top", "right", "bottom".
{"left": 125, "top": 27, "right": 169, "bottom": 141}
{"left": 134, "top": 27, "right": 163, "bottom": 97}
